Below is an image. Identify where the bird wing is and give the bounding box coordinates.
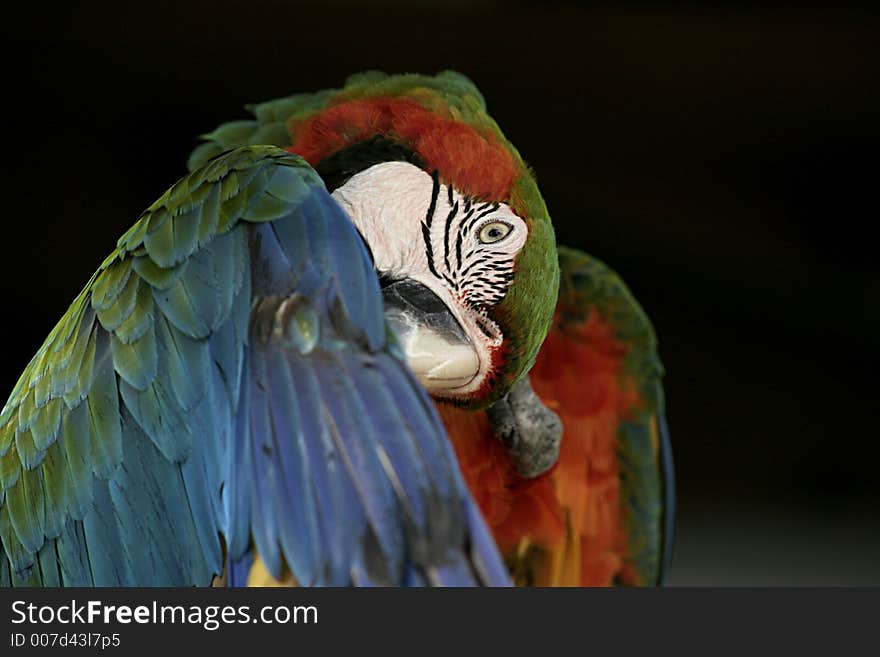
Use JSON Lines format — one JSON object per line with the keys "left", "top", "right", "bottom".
{"left": 0, "top": 146, "right": 509, "bottom": 587}
{"left": 438, "top": 246, "right": 674, "bottom": 586}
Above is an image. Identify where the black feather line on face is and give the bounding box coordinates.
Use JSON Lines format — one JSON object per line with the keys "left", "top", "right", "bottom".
{"left": 425, "top": 170, "right": 440, "bottom": 229}
{"left": 461, "top": 208, "right": 481, "bottom": 238}
{"left": 423, "top": 171, "right": 442, "bottom": 281}
{"left": 473, "top": 202, "right": 500, "bottom": 222}
{"left": 443, "top": 200, "right": 458, "bottom": 273}
{"left": 422, "top": 222, "right": 442, "bottom": 281}
{"left": 461, "top": 256, "right": 490, "bottom": 278}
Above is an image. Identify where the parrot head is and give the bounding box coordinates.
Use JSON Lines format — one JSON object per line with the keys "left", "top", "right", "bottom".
{"left": 285, "top": 72, "right": 559, "bottom": 408}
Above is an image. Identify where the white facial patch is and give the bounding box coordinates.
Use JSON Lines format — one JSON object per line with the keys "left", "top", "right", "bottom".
{"left": 331, "top": 161, "right": 528, "bottom": 398}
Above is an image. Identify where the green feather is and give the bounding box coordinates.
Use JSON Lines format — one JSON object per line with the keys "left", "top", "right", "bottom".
{"left": 92, "top": 258, "right": 133, "bottom": 310}
{"left": 62, "top": 325, "right": 97, "bottom": 407}
{"left": 86, "top": 340, "right": 122, "bottom": 479}
{"left": 40, "top": 441, "right": 69, "bottom": 538}
{"left": 32, "top": 352, "right": 54, "bottom": 408}
{"left": 14, "top": 427, "right": 43, "bottom": 471}
{"left": 7, "top": 466, "right": 45, "bottom": 553}
{"left": 197, "top": 184, "right": 221, "bottom": 245}
{"left": 114, "top": 282, "right": 154, "bottom": 344}
{"left": 117, "top": 214, "right": 151, "bottom": 252}
{"left": 60, "top": 402, "right": 92, "bottom": 520}
{"left": 0, "top": 504, "right": 29, "bottom": 574}
{"left": 95, "top": 270, "right": 140, "bottom": 331}
{"left": 143, "top": 210, "right": 178, "bottom": 268}
{"left": 202, "top": 119, "right": 260, "bottom": 148}
{"left": 30, "top": 397, "right": 61, "bottom": 452}
{"left": 218, "top": 191, "right": 247, "bottom": 233}
{"left": 110, "top": 324, "right": 157, "bottom": 391}
{"left": 16, "top": 389, "right": 37, "bottom": 433}
{"left": 0, "top": 448, "right": 21, "bottom": 490}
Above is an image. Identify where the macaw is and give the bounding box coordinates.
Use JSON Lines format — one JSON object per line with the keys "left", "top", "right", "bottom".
{"left": 0, "top": 71, "right": 673, "bottom": 587}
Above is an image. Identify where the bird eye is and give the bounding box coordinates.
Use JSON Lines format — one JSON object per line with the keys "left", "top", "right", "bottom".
{"left": 478, "top": 221, "right": 513, "bottom": 244}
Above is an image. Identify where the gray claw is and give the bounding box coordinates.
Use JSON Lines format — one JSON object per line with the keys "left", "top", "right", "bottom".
{"left": 486, "top": 375, "right": 562, "bottom": 478}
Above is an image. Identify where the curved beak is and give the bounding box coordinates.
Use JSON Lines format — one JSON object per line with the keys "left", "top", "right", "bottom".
{"left": 382, "top": 278, "right": 479, "bottom": 393}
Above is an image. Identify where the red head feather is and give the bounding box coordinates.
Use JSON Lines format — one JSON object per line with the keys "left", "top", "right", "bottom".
{"left": 288, "top": 97, "right": 517, "bottom": 202}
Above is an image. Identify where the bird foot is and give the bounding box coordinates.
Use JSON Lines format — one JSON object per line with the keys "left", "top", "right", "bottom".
{"left": 487, "top": 375, "right": 562, "bottom": 478}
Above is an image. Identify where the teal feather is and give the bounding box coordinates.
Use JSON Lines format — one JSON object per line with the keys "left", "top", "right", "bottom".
{"left": 107, "top": 411, "right": 214, "bottom": 585}
{"left": 82, "top": 481, "right": 129, "bottom": 584}
{"left": 180, "top": 378, "right": 226, "bottom": 569}
{"left": 153, "top": 269, "right": 214, "bottom": 339}
{"left": 118, "top": 377, "right": 192, "bottom": 463}
{"left": 156, "top": 316, "right": 208, "bottom": 412}
{"left": 266, "top": 163, "right": 320, "bottom": 202}
{"left": 131, "top": 254, "right": 186, "bottom": 290}
{"left": 199, "top": 227, "right": 239, "bottom": 324}
{"left": 55, "top": 521, "right": 93, "bottom": 585}
{"left": 34, "top": 540, "right": 61, "bottom": 586}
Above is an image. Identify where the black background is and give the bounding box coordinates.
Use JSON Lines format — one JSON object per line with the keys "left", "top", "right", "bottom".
{"left": 3, "top": 1, "right": 878, "bottom": 584}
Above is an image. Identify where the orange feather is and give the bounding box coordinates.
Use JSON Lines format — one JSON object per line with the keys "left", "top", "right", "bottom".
{"left": 437, "top": 308, "right": 643, "bottom": 586}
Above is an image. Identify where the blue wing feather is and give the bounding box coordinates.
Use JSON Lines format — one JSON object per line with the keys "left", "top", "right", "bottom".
{"left": 286, "top": 356, "right": 365, "bottom": 584}
{"left": 263, "top": 349, "right": 323, "bottom": 581}
{"left": 0, "top": 146, "right": 510, "bottom": 587}
{"left": 244, "top": 352, "right": 283, "bottom": 577}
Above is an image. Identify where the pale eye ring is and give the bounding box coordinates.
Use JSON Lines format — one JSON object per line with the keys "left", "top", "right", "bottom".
{"left": 478, "top": 221, "right": 513, "bottom": 244}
